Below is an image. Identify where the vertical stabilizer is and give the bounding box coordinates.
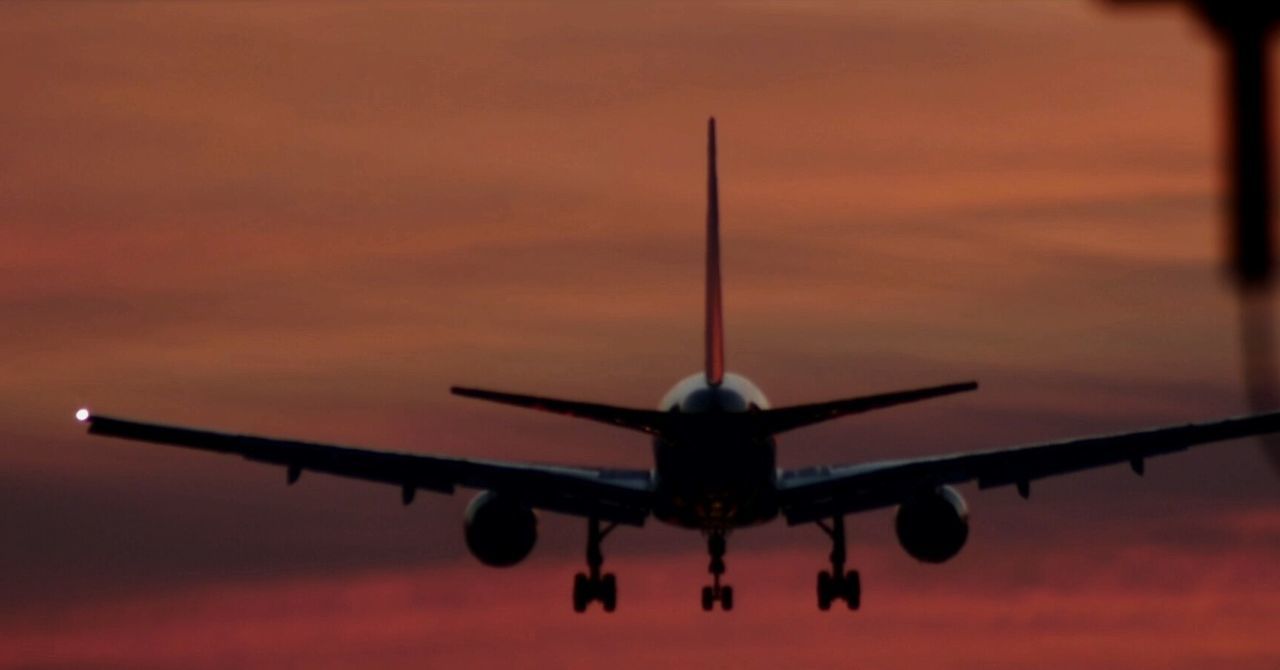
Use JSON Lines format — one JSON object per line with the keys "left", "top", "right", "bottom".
{"left": 705, "top": 117, "right": 725, "bottom": 386}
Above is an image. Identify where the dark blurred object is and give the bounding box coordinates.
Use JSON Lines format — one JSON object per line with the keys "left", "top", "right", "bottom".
{"left": 1107, "top": 1, "right": 1279, "bottom": 289}
{"left": 1238, "top": 291, "right": 1280, "bottom": 474}
{"left": 1106, "top": 2, "right": 1280, "bottom": 474}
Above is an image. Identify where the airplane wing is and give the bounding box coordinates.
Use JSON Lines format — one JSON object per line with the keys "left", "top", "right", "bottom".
{"left": 777, "top": 410, "right": 1280, "bottom": 525}
{"left": 79, "top": 413, "right": 653, "bottom": 525}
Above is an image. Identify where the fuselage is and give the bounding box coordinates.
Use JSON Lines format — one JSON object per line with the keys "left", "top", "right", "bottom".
{"left": 650, "top": 372, "right": 779, "bottom": 530}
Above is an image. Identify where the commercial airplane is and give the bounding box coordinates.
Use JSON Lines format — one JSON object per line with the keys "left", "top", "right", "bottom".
{"left": 78, "top": 119, "right": 1280, "bottom": 613}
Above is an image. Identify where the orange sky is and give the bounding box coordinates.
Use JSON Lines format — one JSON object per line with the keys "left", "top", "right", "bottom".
{"left": 1, "top": 2, "right": 1277, "bottom": 669}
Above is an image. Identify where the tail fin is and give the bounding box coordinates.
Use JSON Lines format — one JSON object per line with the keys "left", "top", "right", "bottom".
{"left": 705, "top": 117, "right": 725, "bottom": 386}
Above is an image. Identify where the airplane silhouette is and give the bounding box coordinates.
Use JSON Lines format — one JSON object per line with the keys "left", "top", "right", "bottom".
{"left": 78, "top": 119, "right": 1280, "bottom": 612}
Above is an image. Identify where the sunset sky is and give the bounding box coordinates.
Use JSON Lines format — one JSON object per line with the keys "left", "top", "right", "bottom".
{"left": 2, "top": 2, "right": 1278, "bottom": 668}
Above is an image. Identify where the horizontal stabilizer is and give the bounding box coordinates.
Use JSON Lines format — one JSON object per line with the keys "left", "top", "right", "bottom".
{"left": 758, "top": 381, "right": 978, "bottom": 435}
{"left": 451, "top": 387, "right": 669, "bottom": 435}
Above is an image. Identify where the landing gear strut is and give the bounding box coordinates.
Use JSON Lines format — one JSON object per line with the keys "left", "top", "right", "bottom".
{"left": 700, "top": 531, "right": 734, "bottom": 611}
{"left": 816, "top": 515, "right": 860, "bottom": 611}
{"left": 572, "top": 517, "right": 618, "bottom": 613}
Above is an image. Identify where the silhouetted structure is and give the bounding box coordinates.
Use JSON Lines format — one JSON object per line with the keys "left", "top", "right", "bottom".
{"left": 1238, "top": 292, "right": 1280, "bottom": 473}
{"left": 1108, "top": 1, "right": 1280, "bottom": 288}
{"left": 1107, "top": 3, "right": 1280, "bottom": 475}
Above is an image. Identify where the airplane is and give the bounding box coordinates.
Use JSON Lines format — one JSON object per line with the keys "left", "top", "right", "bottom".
{"left": 77, "top": 118, "right": 1280, "bottom": 613}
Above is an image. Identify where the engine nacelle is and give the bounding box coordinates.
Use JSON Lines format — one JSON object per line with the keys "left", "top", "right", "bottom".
{"left": 894, "top": 485, "right": 970, "bottom": 564}
{"left": 463, "top": 491, "right": 538, "bottom": 567}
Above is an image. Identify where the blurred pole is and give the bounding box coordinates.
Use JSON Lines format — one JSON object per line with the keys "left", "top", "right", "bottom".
{"left": 1207, "top": 9, "right": 1274, "bottom": 288}
{"left": 1238, "top": 290, "right": 1280, "bottom": 474}
{"left": 1198, "top": 6, "right": 1280, "bottom": 474}
{"left": 1103, "top": 2, "right": 1280, "bottom": 474}
{"left": 1104, "top": 1, "right": 1278, "bottom": 286}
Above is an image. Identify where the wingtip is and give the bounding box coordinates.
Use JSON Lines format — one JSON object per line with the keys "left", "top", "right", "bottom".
{"left": 450, "top": 386, "right": 490, "bottom": 399}
{"left": 75, "top": 408, "right": 90, "bottom": 423}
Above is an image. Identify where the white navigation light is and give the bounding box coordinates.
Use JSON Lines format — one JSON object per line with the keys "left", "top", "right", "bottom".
{"left": 75, "top": 408, "right": 90, "bottom": 422}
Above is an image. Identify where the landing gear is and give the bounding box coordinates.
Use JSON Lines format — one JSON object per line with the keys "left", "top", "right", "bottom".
{"left": 817, "top": 569, "right": 859, "bottom": 611}
{"left": 572, "top": 517, "right": 618, "bottom": 613}
{"left": 816, "top": 516, "right": 860, "bottom": 611}
{"left": 700, "top": 531, "right": 734, "bottom": 611}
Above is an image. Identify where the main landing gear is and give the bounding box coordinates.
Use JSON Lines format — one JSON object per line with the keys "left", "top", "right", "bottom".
{"left": 573, "top": 517, "right": 618, "bottom": 613}
{"left": 700, "top": 531, "right": 734, "bottom": 611}
{"left": 816, "top": 516, "right": 860, "bottom": 611}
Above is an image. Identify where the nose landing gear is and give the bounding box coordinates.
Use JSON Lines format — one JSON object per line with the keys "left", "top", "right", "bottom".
{"left": 700, "top": 531, "right": 734, "bottom": 611}
{"left": 572, "top": 517, "right": 618, "bottom": 613}
{"left": 816, "top": 516, "right": 860, "bottom": 611}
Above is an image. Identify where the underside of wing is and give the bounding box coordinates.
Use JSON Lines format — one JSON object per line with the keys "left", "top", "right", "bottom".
{"left": 80, "top": 412, "right": 653, "bottom": 525}
{"left": 777, "top": 410, "right": 1280, "bottom": 524}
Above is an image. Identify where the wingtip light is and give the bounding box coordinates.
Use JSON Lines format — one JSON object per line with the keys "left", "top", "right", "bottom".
{"left": 75, "top": 408, "right": 90, "bottom": 422}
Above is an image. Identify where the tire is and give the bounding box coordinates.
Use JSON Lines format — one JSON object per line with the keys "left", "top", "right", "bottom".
{"left": 817, "top": 571, "right": 833, "bottom": 611}
{"left": 602, "top": 574, "right": 617, "bottom": 613}
{"left": 572, "top": 573, "right": 589, "bottom": 613}
{"left": 818, "top": 570, "right": 832, "bottom": 593}
{"left": 720, "top": 585, "right": 734, "bottom": 611}
{"left": 701, "top": 585, "right": 715, "bottom": 612}
{"left": 844, "top": 571, "right": 861, "bottom": 611}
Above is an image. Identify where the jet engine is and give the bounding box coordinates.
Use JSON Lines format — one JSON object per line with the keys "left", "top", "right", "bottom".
{"left": 894, "top": 485, "right": 969, "bottom": 563}
{"left": 463, "top": 491, "right": 538, "bottom": 567}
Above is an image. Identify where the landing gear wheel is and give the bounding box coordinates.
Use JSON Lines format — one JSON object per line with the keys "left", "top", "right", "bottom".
{"left": 573, "top": 572, "right": 590, "bottom": 613}
{"left": 844, "top": 570, "right": 861, "bottom": 610}
{"left": 815, "top": 516, "right": 861, "bottom": 612}
{"left": 817, "top": 571, "right": 833, "bottom": 611}
{"left": 700, "top": 530, "right": 734, "bottom": 612}
{"left": 572, "top": 518, "right": 619, "bottom": 613}
{"left": 601, "top": 573, "right": 618, "bottom": 612}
